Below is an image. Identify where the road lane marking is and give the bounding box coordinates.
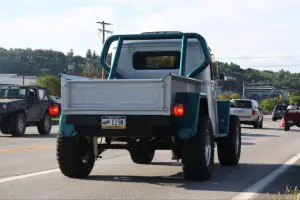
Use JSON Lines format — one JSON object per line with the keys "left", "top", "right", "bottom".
{"left": 231, "top": 152, "right": 300, "bottom": 200}
{"left": 0, "top": 153, "right": 129, "bottom": 184}
{"left": 0, "top": 145, "right": 55, "bottom": 154}
{"left": 0, "top": 169, "right": 59, "bottom": 183}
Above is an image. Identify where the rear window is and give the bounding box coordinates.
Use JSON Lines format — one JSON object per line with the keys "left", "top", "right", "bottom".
{"left": 275, "top": 105, "right": 288, "bottom": 110}
{"left": 233, "top": 100, "right": 252, "bottom": 109}
{"left": 132, "top": 51, "right": 180, "bottom": 70}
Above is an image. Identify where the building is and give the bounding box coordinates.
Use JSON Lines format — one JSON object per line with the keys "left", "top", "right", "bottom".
{"left": 0, "top": 74, "right": 37, "bottom": 85}
{"left": 244, "top": 84, "right": 288, "bottom": 103}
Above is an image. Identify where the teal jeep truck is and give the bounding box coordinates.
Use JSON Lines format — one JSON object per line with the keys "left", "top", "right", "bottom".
{"left": 53, "top": 31, "right": 242, "bottom": 181}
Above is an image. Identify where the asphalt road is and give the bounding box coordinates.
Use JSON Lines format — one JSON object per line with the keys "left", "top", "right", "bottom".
{"left": 0, "top": 117, "right": 300, "bottom": 200}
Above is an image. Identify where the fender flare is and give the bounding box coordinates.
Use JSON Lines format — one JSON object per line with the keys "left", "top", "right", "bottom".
{"left": 173, "top": 92, "right": 208, "bottom": 139}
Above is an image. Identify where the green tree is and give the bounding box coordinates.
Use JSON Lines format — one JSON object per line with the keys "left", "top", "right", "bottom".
{"left": 289, "top": 95, "right": 300, "bottom": 104}
{"left": 218, "top": 94, "right": 231, "bottom": 100}
{"left": 36, "top": 75, "right": 61, "bottom": 97}
{"left": 86, "top": 49, "right": 92, "bottom": 59}
{"left": 92, "top": 50, "right": 97, "bottom": 59}
{"left": 230, "top": 93, "right": 240, "bottom": 99}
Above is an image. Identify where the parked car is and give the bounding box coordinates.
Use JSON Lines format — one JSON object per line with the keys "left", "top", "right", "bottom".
{"left": 230, "top": 99, "right": 264, "bottom": 128}
{"left": 272, "top": 105, "right": 288, "bottom": 121}
{"left": 0, "top": 85, "right": 52, "bottom": 136}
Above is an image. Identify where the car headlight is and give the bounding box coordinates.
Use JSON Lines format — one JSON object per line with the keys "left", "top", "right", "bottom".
{"left": 2, "top": 104, "right": 8, "bottom": 109}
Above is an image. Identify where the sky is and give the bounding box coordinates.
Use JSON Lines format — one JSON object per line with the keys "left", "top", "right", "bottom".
{"left": 1, "top": 0, "right": 300, "bottom": 72}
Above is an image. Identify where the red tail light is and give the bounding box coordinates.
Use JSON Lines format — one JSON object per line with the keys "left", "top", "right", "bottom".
{"left": 48, "top": 104, "right": 60, "bottom": 117}
{"left": 252, "top": 109, "right": 256, "bottom": 115}
{"left": 172, "top": 103, "right": 184, "bottom": 117}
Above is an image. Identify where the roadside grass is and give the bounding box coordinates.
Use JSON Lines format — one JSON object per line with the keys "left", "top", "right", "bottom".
{"left": 268, "top": 186, "right": 300, "bottom": 200}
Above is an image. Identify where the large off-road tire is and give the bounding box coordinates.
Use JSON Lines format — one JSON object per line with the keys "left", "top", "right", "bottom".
{"left": 181, "top": 114, "right": 214, "bottom": 181}
{"left": 37, "top": 112, "right": 52, "bottom": 135}
{"left": 10, "top": 113, "right": 26, "bottom": 137}
{"left": 56, "top": 135, "right": 95, "bottom": 178}
{"left": 217, "top": 115, "right": 241, "bottom": 166}
{"left": 129, "top": 140, "right": 155, "bottom": 164}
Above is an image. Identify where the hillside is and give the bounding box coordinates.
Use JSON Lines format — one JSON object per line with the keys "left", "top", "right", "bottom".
{"left": 0, "top": 47, "right": 299, "bottom": 91}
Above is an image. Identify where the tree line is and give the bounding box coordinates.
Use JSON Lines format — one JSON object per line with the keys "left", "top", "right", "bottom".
{"left": 0, "top": 47, "right": 111, "bottom": 77}
{"left": 2, "top": 47, "right": 300, "bottom": 101}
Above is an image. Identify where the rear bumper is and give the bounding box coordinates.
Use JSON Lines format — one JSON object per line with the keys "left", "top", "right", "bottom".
{"left": 238, "top": 116, "right": 256, "bottom": 122}
{"left": 66, "top": 115, "right": 173, "bottom": 137}
{"left": 285, "top": 119, "right": 300, "bottom": 127}
{"left": 272, "top": 114, "right": 283, "bottom": 119}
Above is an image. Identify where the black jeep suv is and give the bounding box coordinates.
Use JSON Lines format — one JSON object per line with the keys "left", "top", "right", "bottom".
{"left": 0, "top": 85, "right": 52, "bottom": 137}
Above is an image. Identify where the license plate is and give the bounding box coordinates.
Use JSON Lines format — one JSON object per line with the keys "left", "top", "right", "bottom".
{"left": 101, "top": 116, "right": 126, "bottom": 129}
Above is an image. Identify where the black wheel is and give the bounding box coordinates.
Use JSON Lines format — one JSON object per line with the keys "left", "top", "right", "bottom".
{"left": 272, "top": 117, "right": 277, "bottom": 121}
{"left": 129, "top": 140, "right": 155, "bottom": 164}
{"left": 259, "top": 118, "right": 263, "bottom": 129}
{"left": 217, "top": 115, "right": 241, "bottom": 166}
{"left": 284, "top": 123, "right": 290, "bottom": 131}
{"left": 37, "top": 112, "right": 52, "bottom": 135}
{"left": 56, "top": 134, "right": 95, "bottom": 178}
{"left": 253, "top": 118, "right": 259, "bottom": 129}
{"left": 130, "top": 150, "right": 155, "bottom": 164}
{"left": 181, "top": 114, "right": 214, "bottom": 181}
{"left": 10, "top": 113, "right": 26, "bottom": 137}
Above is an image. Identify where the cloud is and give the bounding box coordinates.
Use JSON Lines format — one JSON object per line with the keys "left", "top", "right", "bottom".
{"left": 1, "top": 0, "right": 300, "bottom": 72}
{"left": 0, "top": 5, "right": 116, "bottom": 55}
{"left": 130, "top": 0, "right": 300, "bottom": 71}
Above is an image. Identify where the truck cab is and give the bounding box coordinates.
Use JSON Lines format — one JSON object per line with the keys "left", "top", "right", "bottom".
{"left": 56, "top": 31, "right": 241, "bottom": 181}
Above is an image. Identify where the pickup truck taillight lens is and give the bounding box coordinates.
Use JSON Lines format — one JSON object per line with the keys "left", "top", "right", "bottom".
{"left": 172, "top": 103, "right": 184, "bottom": 117}
{"left": 48, "top": 104, "right": 60, "bottom": 117}
{"left": 252, "top": 109, "right": 256, "bottom": 115}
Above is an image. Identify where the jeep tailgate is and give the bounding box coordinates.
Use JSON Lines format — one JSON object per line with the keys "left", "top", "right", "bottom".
{"left": 61, "top": 76, "right": 170, "bottom": 116}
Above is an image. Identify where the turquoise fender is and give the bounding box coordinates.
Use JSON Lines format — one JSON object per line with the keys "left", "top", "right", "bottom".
{"left": 173, "top": 92, "right": 204, "bottom": 139}
{"left": 58, "top": 114, "right": 75, "bottom": 137}
{"left": 216, "top": 100, "right": 230, "bottom": 136}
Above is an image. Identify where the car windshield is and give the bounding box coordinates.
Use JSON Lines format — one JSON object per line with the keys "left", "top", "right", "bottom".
{"left": 232, "top": 100, "right": 252, "bottom": 109}
{"left": 275, "top": 105, "right": 288, "bottom": 110}
{"left": 0, "top": 86, "right": 26, "bottom": 99}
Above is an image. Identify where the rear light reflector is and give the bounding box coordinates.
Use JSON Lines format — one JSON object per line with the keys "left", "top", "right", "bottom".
{"left": 48, "top": 104, "right": 60, "bottom": 117}
{"left": 172, "top": 103, "right": 184, "bottom": 117}
{"left": 252, "top": 109, "right": 256, "bottom": 115}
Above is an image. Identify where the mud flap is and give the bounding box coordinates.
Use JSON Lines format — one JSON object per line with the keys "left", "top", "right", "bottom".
{"left": 216, "top": 100, "right": 230, "bottom": 137}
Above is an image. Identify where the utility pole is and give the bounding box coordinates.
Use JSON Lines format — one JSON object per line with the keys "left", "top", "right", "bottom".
{"left": 96, "top": 21, "right": 113, "bottom": 79}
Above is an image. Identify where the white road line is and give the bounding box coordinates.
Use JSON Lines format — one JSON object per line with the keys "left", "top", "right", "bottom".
{"left": 0, "top": 169, "right": 59, "bottom": 183}
{"left": 0, "top": 153, "right": 129, "bottom": 184}
{"left": 231, "top": 152, "right": 300, "bottom": 200}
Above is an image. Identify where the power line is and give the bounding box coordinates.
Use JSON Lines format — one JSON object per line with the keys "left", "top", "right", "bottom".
{"left": 249, "top": 64, "right": 300, "bottom": 68}
{"left": 96, "top": 21, "right": 113, "bottom": 79}
{"left": 216, "top": 55, "right": 300, "bottom": 60}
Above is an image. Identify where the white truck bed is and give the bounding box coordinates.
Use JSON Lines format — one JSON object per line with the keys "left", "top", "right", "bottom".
{"left": 60, "top": 74, "right": 202, "bottom": 116}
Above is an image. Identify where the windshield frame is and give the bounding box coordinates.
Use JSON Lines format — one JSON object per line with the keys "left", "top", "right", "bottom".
{"left": 0, "top": 85, "right": 27, "bottom": 99}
